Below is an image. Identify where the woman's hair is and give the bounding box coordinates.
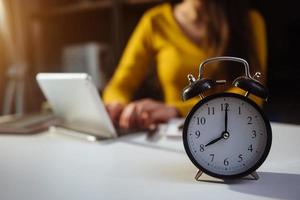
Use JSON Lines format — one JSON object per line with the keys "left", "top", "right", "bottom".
{"left": 202, "top": 0, "right": 260, "bottom": 81}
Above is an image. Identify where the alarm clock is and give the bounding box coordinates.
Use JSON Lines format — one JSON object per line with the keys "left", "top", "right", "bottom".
{"left": 182, "top": 56, "right": 272, "bottom": 180}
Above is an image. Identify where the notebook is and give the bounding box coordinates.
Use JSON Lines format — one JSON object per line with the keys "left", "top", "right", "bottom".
{"left": 36, "top": 73, "right": 117, "bottom": 139}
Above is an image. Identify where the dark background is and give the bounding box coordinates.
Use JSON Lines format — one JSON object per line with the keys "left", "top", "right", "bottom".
{"left": 254, "top": 1, "right": 300, "bottom": 124}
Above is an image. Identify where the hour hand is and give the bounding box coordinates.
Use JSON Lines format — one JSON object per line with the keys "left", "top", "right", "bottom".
{"left": 205, "top": 132, "right": 230, "bottom": 147}
{"left": 205, "top": 135, "right": 223, "bottom": 147}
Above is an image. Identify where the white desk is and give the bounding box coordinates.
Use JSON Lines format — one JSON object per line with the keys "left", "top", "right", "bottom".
{"left": 0, "top": 122, "right": 299, "bottom": 200}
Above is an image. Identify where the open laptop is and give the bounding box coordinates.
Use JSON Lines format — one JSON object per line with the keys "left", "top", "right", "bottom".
{"left": 36, "top": 73, "right": 117, "bottom": 139}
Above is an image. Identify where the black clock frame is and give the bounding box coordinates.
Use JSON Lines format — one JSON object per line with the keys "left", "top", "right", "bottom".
{"left": 182, "top": 92, "right": 272, "bottom": 179}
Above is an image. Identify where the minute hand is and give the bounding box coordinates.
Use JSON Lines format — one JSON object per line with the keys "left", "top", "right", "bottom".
{"left": 225, "top": 104, "right": 228, "bottom": 132}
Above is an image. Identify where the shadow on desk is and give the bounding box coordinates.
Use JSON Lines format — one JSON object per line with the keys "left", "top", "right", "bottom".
{"left": 229, "top": 172, "right": 300, "bottom": 200}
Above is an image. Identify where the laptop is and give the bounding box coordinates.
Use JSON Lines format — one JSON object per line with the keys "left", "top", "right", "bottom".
{"left": 36, "top": 73, "right": 117, "bottom": 139}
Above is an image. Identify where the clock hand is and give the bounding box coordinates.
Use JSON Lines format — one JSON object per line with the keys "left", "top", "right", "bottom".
{"left": 225, "top": 103, "right": 228, "bottom": 132}
{"left": 206, "top": 104, "right": 230, "bottom": 147}
{"left": 205, "top": 131, "right": 230, "bottom": 147}
{"left": 205, "top": 135, "right": 223, "bottom": 147}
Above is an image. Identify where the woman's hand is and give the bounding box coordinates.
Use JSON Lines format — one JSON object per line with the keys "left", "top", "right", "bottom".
{"left": 105, "top": 102, "right": 124, "bottom": 126}
{"left": 118, "top": 98, "right": 179, "bottom": 130}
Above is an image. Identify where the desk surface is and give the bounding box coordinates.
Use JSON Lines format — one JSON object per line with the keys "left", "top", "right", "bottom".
{"left": 0, "top": 122, "right": 299, "bottom": 200}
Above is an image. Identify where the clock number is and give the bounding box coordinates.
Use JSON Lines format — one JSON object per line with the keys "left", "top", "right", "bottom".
{"left": 252, "top": 130, "right": 257, "bottom": 139}
{"left": 199, "top": 144, "right": 205, "bottom": 152}
{"left": 208, "top": 107, "right": 215, "bottom": 115}
{"left": 247, "top": 116, "right": 253, "bottom": 124}
{"left": 248, "top": 144, "right": 253, "bottom": 152}
{"left": 195, "top": 130, "right": 201, "bottom": 138}
{"left": 209, "top": 154, "right": 214, "bottom": 162}
{"left": 224, "top": 158, "right": 229, "bottom": 166}
{"left": 238, "top": 107, "right": 241, "bottom": 115}
{"left": 238, "top": 154, "right": 243, "bottom": 162}
{"left": 197, "top": 117, "right": 206, "bottom": 125}
{"left": 221, "top": 103, "right": 229, "bottom": 111}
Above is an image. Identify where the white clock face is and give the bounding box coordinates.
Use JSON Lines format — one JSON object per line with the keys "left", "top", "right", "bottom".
{"left": 184, "top": 93, "right": 271, "bottom": 177}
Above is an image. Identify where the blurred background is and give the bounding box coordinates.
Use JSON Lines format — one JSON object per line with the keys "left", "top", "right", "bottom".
{"left": 0, "top": 0, "right": 298, "bottom": 124}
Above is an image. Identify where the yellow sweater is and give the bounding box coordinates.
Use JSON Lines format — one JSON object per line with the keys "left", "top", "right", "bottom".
{"left": 103, "top": 3, "right": 267, "bottom": 116}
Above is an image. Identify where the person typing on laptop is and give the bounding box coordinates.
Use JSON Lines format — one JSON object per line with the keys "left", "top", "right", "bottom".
{"left": 103, "top": 0, "right": 267, "bottom": 131}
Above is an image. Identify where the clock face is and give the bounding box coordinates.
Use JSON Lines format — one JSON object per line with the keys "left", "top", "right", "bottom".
{"left": 183, "top": 93, "right": 272, "bottom": 179}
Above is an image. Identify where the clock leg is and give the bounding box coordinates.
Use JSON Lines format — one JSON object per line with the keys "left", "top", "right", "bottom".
{"left": 194, "top": 170, "right": 203, "bottom": 181}
{"left": 250, "top": 171, "right": 259, "bottom": 180}
{"left": 194, "top": 171, "right": 259, "bottom": 181}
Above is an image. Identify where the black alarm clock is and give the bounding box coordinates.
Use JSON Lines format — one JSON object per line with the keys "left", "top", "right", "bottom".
{"left": 182, "top": 56, "right": 272, "bottom": 180}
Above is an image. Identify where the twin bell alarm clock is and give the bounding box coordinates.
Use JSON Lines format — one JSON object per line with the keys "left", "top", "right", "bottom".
{"left": 182, "top": 56, "right": 272, "bottom": 181}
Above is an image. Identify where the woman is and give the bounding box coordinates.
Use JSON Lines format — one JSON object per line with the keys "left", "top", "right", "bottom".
{"left": 103, "top": 0, "right": 267, "bottom": 131}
